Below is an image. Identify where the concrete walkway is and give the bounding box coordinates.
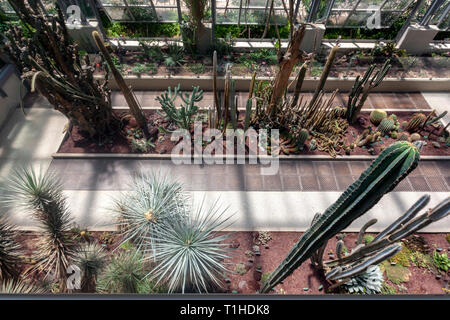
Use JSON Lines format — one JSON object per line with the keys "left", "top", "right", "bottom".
{"left": 1, "top": 92, "right": 449, "bottom": 233}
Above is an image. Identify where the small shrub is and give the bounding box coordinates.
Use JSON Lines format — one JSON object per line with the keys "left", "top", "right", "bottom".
{"left": 188, "top": 63, "right": 205, "bottom": 74}
{"left": 74, "top": 243, "right": 108, "bottom": 292}
{"left": 433, "top": 251, "right": 450, "bottom": 272}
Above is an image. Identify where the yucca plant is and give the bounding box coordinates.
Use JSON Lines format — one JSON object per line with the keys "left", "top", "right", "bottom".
{"left": 0, "top": 279, "right": 46, "bottom": 294}
{"left": 74, "top": 242, "right": 108, "bottom": 293}
{"left": 0, "top": 217, "right": 22, "bottom": 281}
{"left": 145, "top": 199, "right": 233, "bottom": 293}
{"left": 96, "top": 249, "right": 146, "bottom": 294}
{"left": 261, "top": 141, "right": 420, "bottom": 293}
{"left": 2, "top": 168, "right": 76, "bottom": 292}
{"left": 112, "top": 171, "right": 188, "bottom": 252}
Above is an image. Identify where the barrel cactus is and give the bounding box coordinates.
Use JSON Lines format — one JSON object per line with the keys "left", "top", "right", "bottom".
{"left": 410, "top": 133, "right": 421, "bottom": 142}
{"left": 377, "top": 116, "right": 396, "bottom": 136}
{"left": 391, "top": 131, "right": 398, "bottom": 139}
{"left": 406, "top": 113, "right": 426, "bottom": 132}
{"left": 370, "top": 109, "right": 387, "bottom": 126}
{"left": 260, "top": 141, "right": 420, "bottom": 293}
{"left": 295, "top": 128, "right": 309, "bottom": 150}
{"left": 399, "top": 132, "right": 410, "bottom": 141}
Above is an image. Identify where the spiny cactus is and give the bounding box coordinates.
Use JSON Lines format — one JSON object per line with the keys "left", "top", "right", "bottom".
{"left": 295, "top": 128, "right": 309, "bottom": 150}
{"left": 399, "top": 132, "right": 410, "bottom": 141}
{"left": 346, "top": 60, "right": 391, "bottom": 124}
{"left": 370, "top": 109, "right": 387, "bottom": 126}
{"left": 377, "top": 116, "right": 396, "bottom": 136}
{"left": 410, "top": 132, "right": 421, "bottom": 142}
{"left": 156, "top": 84, "right": 203, "bottom": 130}
{"left": 244, "top": 98, "right": 253, "bottom": 132}
{"left": 260, "top": 141, "right": 419, "bottom": 293}
{"left": 425, "top": 110, "right": 447, "bottom": 126}
{"left": 405, "top": 113, "right": 426, "bottom": 132}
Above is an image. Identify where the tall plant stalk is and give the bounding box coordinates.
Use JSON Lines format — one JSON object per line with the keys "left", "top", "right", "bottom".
{"left": 92, "top": 31, "right": 150, "bottom": 138}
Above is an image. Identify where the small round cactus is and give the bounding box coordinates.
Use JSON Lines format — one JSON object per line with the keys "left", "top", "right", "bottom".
{"left": 296, "top": 128, "right": 309, "bottom": 150}
{"left": 377, "top": 116, "right": 396, "bottom": 136}
{"left": 410, "top": 132, "right": 421, "bottom": 142}
{"left": 406, "top": 113, "right": 426, "bottom": 132}
{"left": 369, "top": 109, "right": 387, "bottom": 126}
{"left": 399, "top": 132, "right": 410, "bottom": 141}
{"left": 391, "top": 131, "right": 398, "bottom": 139}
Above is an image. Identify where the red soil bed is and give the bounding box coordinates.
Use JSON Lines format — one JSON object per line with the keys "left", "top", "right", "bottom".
{"left": 15, "top": 231, "right": 450, "bottom": 294}
{"left": 58, "top": 110, "right": 449, "bottom": 157}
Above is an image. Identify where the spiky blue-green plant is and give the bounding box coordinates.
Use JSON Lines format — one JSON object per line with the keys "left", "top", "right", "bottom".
{"left": 144, "top": 198, "right": 233, "bottom": 293}
{"left": 112, "top": 171, "right": 188, "bottom": 252}
{"left": 341, "top": 265, "right": 383, "bottom": 294}
{"left": 1, "top": 167, "right": 76, "bottom": 292}
{"left": 261, "top": 141, "right": 419, "bottom": 293}
{"left": 74, "top": 242, "right": 109, "bottom": 292}
{"left": 0, "top": 217, "right": 22, "bottom": 281}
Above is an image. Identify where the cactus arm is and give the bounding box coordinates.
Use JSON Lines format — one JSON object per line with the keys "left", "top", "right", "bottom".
{"left": 244, "top": 98, "right": 252, "bottom": 132}
{"left": 260, "top": 141, "right": 419, "bottom": 293}
{"left": 356, "top": 218, "right": 377, "bottom": 245}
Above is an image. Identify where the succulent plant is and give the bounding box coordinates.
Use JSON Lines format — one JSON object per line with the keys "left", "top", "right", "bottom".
{"left": 377, "top": 116, "right": 396, "bottom": 136}
{"left": 370, "top": 109, "right": 387, "bottom": 126}
{"left": 74, "top": 242, "right": 109, "bottom": 292}
{"left": 391, "top": 131, "right": 398, "bottom": 139}
{"left": 295, "top": 128, "right": 309, "bottom": 150}
{"left": 406, "top": 113, "right": 426, "bottom": 132}
{"left": 0, "top": 280, "right": 46, "bottom": 294}
{"left": 399, "top": 132, "right": 410, "bottom": 141}
{"left": 0, "top": 217, "right": 23, "bottom": 283}
{"left": 341, "top": 265, "right": 383, "bottom": 294}
{"left": 260, "top": 141, "right": 419, "bottom": 293}
{"left": 410, "top": 133, "right": 421, "bottom": 142}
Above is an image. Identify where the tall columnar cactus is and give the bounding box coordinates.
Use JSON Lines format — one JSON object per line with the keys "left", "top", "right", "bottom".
{"left": 212, "top": 50, "right": 220, "bottom": 127}
{"left": 92, "top": 31, "right": 150, "bottom": 138}
{"left": 346, "top": 60, "right": 391, "bottom": 124}
{"left": 308, "top": 43, "right": 339, "bottom": 109}
{"left": 244, "top": 98, "right": 253, "bottom": 132}
{"left": 260, "top": 141, "right": 420, "bottom": 293}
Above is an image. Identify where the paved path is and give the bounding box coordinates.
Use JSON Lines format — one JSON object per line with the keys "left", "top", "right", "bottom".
{"left": 2, "top": 92, "right": 449, "bottom": 232}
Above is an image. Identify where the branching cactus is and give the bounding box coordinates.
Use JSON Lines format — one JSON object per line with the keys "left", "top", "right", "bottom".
{"left": 346, "top": 60, "right": 391, "bottom": 124}
{"left": 260, "top": 141, "right": 420, "bottom": 293}
{"left": 156, "top": 84, "right": 203, "bottom": 130}
{"left": 324, "top": 195, "right": 450, "bottom": 290}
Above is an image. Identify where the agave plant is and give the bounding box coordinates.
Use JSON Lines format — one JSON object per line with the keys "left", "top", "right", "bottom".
{"left": 341, "top": 265, "right": 384, "bottom": 294}
{"left": 112, "top": 171, "right": 188, "bottom": 252}
{"left": 2, "top": 168, "right": 76, "bottom": 292}
{"left": 74, "top": 242, "right": 108, "bottom": 293}
{"left": 96, "top": 249, "right": 146, "bottom": 294}
{"left": 0, "top": 279, "right": 46, "bottom": 294}
{"left": 144, "top": 198, "right": 233, "bottom": 293}
{"left": 0, "top": 217, "right": 22, "bottom": 281}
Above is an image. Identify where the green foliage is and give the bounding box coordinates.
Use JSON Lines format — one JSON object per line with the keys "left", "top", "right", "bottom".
{"left": 446, "top": 234, "right": 450, "bottom": 243}
{"left": 234, "top": 263, "right": 246, "bottom": 275}
{"left": 96, "top": 249, "right": 146, "bottom": 294}
{"left": 410, "top": 251, "right": 433, "bottom": 269}
{"left": 131, "top": 63, "right": 152, "bottom": 75}
{"left": 156, "top": 84, "right": 203, "bottom": 130}
{"left": 0, "top": 217, "right": 22, "bottom": 281}
{"left": 237, "top": 49, "right": 278, "bottom": 71}
{"left": 106, "top": 22, "right": 180, "bottom": 38}
{"left": 139, "top": 41, "right": 164, "bottom": 64}
{"left": 261, "top": 141, "right": 420, "bottom": 293}
{"left": 388, "top": 244, "right": 411, "bottom": 267}
{"left": 364, "top": 235, "right": 375, "bottom": 244}
{"left": 215, "top": 24, "right": 290, "bottom": 39}
{"left": 188, "top": 63, "right": 205, "bottom": 74}
{"left": 261, "top": 272, "right": 271, "bottom": 285}
{"left": 341, "top": 265, "right": 384, "bottom": 294}
{"left": 381, "top": 282, "right": 397, "bottom": 294}
{"left": 433, "top": 251, "right": 450, "bottom": 272}
{"left": 382, "top": 262, "right": 411, "bottom": 285}
{"left": 74, "top": 243, "right": 108, "bottom": 292}
{"left": 130, "top": 137, "right": 154, "bottom": 153}
{"left": 310, "top": 61, "right": 323, "bottom": 77}
{"left": 145, "top": 198, "right": 232, "bottom": 293}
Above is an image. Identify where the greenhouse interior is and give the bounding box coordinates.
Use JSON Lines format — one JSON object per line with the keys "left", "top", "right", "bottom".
{"left": 0, "top": 0, "right": 449, "bottom": 300}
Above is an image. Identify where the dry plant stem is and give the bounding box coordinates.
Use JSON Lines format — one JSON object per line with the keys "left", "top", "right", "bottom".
{"left": 92, "top": 31, "right": 149, "bottom": 137}
{"left": 308, "top": 43, "right": 339, "bottom": 109}
{"left": 262, "top": 0, "right": 274, "bottom": 39}
{"left": 291, "top": 63, "right": 307, "bottom": 107}
{"left": 268, "top": 25, "right": 307, "bottom": 115}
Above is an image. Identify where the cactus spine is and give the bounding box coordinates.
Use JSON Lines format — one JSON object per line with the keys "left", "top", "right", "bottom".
{"left": 405, "top": 113, "right": 426, "bottom": 132}
{"left": 377, "top": 116, "right": 396, "bottom": 136}
{"left": 260, "top": 141, "right": 420, "bottom": 293}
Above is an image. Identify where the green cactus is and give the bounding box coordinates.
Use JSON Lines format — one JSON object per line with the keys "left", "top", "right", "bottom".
{"left": 156, "top": 84, "right": 203, "bottom": 130}
{"left": 377, "top": 116, "right": 396, "bottom": 136}
{"left": 370, "top": 109, "right": 387, "bottom": 126}
{"left": 230, "top": 79, "right": 237, "bottom": 130}
{"left": 296, "top": 128, "right": 309, "bottom": 150}
{"left": 244, "top": 98, "right": 252, "bottom": 132}
{"left": 260, "top": 141, "right": 419, "bottom": 293}
{"left": 406, "top": 113, "right": 426, "bottom": 132}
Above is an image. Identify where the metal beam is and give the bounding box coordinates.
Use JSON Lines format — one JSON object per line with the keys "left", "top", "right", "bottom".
{"left": 420, "top": 0, "right": 445, "bottom": 25}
